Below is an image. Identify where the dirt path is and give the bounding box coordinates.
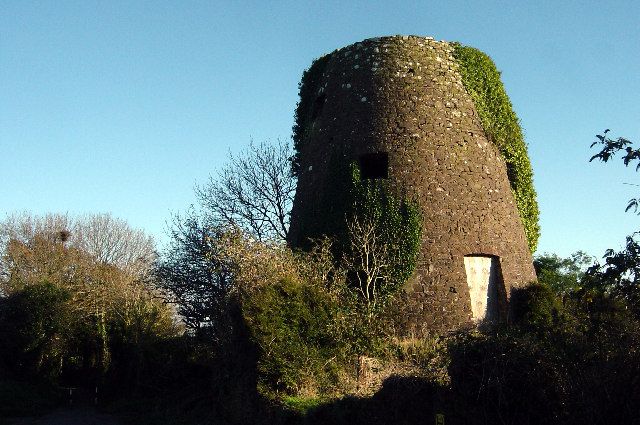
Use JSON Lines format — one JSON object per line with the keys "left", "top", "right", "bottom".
{"left": 2, "top": 406, "right": 124, "bottom": 425}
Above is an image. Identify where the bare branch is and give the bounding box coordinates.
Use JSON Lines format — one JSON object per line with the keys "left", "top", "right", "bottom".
{"left": 342, "top": 215, "right": 392, "bottom": 317}
{"left": 195, "top": 139, "right": 296, "bottom": 243}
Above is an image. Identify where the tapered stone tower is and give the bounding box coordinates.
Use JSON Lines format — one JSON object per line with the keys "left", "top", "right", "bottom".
{"left": 288, "top": 36, "right": 538, "bottom": 332}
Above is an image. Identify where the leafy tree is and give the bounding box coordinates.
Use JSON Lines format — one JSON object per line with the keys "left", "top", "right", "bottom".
{"left": 589, "top": 129, "right": 639, "bottom": 212}
{"left": 586, "top": 234, "right": 640, "bottom": 316}
{"left": 0, "top": 213, "right": 176, "bottom": 384}
{"left": 588, "top": 130, "right": 640, "bottom": 315}
{"left": 534, "top": 251, "right": 593, "bottom": 294}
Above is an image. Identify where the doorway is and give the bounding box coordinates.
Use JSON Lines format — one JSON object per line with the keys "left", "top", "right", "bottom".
{"left": 463, "top": 255, "right": 503, "bottom": 322}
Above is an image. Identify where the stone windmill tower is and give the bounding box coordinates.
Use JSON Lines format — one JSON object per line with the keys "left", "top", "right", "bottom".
{"left": 288, "top": 36, "right": 538, "bottom": 332}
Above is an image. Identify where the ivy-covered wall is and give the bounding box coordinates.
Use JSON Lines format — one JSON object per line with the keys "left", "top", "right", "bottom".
{"left": 452, "top": 45, "right": 540, "bottom": 252}
{"left": 289, "top": 155, "right": 422, "bottom": 305}
{"left": 345, "top": 164, "right": 422, "bottom": 297}
{"left": 293, "top": 45, "right": 540, "bottom": 253}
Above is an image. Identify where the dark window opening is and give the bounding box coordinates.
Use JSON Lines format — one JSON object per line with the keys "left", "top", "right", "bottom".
{"left": 311, "top": 94, "right": 326, "bottom": 120}
{"left": 359, "top": 152, "right": 389, "bottom": 179}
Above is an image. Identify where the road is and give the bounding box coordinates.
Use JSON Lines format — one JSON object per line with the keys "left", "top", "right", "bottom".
{"left": 2, "top": 406, "right": 124, "bottom": 425}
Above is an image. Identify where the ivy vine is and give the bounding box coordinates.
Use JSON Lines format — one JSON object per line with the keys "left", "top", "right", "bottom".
{"left": 452, "top": 43, "right": 540, "bottom": 252}
{"left": 345, "top": 164, "right": 422, "bottom": 299}
{"left": 291, "top": 157, "right": 422, "bottom": 303}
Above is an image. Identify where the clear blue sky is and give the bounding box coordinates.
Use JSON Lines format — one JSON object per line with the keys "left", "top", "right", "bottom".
{"left": 1, "top": 1, "right": 639, "bottom": 258}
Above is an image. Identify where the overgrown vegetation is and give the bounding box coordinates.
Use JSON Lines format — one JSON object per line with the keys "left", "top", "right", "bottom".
{"left": 345, "top": 165, "right": 422, "bottom": 307}
{"left": 452, "top": 44, "right": 540, "bottom": 252}
{"left": 192, "top": 229, "right": 400, "bottom": 404}
{"left": 289, "top": 159, "right": 422, "bottom": 316}
{"left": 153, "top": 219, "right": 640, "bottom": 424}
{"left": 0, "top": 213, "right": 180, "bottom": 417}
{"left": 4, "top": 131, "right": 640, "bottom": 424}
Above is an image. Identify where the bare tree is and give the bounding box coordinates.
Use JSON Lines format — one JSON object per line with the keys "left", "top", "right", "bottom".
{"left": 0, "top": 212, "right": 72, "bottom": 246}
{"left": 0, "top": 212, "right": 155, "bottom": 281}
{"left": 73, "top": 213, "right": 156, "bottom": 278}
{"left": 342, "top": 215, "right": 393, "bottom": 317}
{"left": 195, "top": 139, "right": 296, "bottom": 243}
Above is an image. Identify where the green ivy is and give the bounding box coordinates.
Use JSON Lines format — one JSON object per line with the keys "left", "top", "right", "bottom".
{"left": 346, "top": 164, "right": 422, "bottom": 297}
{"left": 452, "top": 44, "right": 540, "bottom": 252}
{"left": 291, "top": 158, "right": 422, "bottom": 305}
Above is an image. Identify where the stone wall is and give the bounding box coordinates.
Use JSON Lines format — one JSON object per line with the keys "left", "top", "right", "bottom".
{"left": 288, "top": 36, "right": 537, "bottom": 333}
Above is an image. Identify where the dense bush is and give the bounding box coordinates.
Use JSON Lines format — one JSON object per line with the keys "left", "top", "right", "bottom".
{"left": 510, "top": 283, "right": 564, "bottom": 331}
{"left": 447, "top": 300, "right": 640, "bottom": 425}
{"left": 241, "top": 276, "right": 343, "bottom": 396}
{"left": 179, "top": 229, "right": 401, "bottom": 408}
{"left": 0, "top": 214, "right": 179, "bottom": 407}
{"left": 0, "top": 282, "right": 72, "bottom": 381}
{"left": 217, "top": 233, "right": 351, "bottom": 399}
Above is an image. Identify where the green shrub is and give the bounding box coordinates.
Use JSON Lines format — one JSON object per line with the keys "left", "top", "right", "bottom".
{"left": 444, "top": 306, "right": 640, "bottom": 425}
{"left": 241, "top": 276, "right": 345, "bottom": 397}
{"left": 446, "top": 331, "right": 572, "bottom": 424}
{"left": 510, "top": 283, "right": 563, "bottom": 330}
{"left": 291, "top": 160, "right": 421, "bottom": 314}
{"left": 0, "top": 282, "right": 72, "bottom": 381}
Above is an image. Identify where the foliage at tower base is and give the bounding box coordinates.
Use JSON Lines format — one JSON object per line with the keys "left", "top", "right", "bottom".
{"left": 158, "top": 224, "right": 389, "bottom": 402}
{"left": 154, "top": 206, "right": 640, "bottom": 425}
{"left": 156, "top": 217, "right": 444, "bottom": 423}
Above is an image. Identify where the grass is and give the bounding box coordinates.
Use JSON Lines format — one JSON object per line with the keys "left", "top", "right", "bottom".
{"left": 282, "top": 395, "right": 324, "bottom": 414}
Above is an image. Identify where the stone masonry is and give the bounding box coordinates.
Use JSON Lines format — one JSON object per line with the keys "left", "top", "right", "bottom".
{"left": 288, "top": 36, "right": 537, "bottom": 332}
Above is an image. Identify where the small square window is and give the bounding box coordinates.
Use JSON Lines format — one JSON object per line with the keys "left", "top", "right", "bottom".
{"left": 359, "top": 152, "right": 389, "bottom": 179}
